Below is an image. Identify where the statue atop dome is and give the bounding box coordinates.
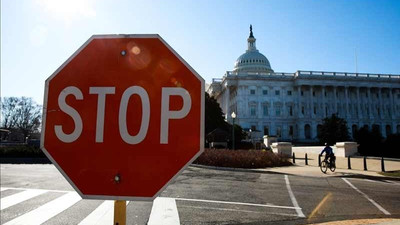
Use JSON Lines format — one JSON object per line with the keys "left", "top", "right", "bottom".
{"left": 249, "top": 24, "right": 254, "bottom": 38}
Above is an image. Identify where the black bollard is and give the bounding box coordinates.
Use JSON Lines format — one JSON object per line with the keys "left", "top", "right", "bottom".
{"left": 381, "top": 157, "right": 385, "bottom": 172}
{"left": 305, "top": 153, "right": 308, "bottom": 165}
{"left": 318, "top": 154, "right": 321, "bottom": 167}
{"left": 363, "top": 156, "right": 367, "bottom": 171}
{"left": 292, "top": 153, "right": 296, "bottom": 164}
{"left": 347, "top": 156, "right": 351, "bottom": 169}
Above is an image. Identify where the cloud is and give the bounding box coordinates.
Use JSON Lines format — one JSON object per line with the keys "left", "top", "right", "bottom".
{"left": 35, "top": 0, "right": 96, "bottom": 26}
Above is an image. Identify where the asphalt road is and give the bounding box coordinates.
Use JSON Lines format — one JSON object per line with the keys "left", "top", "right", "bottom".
{"left": 1, "top": 164, "right": 400, "bottom": 225}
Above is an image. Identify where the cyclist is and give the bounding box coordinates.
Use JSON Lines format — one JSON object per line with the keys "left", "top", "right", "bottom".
{"left": 320, "top": 143, "right": 335, "bottom": 166}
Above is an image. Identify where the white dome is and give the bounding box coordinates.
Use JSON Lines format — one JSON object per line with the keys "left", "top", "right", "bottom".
{"left": 234, "top": 51, "right": 273, "bottom": 73}
{"left": 233, "top": 25, "right": 274, "bottom": 73}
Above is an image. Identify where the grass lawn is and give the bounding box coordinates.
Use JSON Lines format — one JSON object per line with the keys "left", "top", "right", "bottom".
{"left": 378, "top": 170, "right": 400, "bottom": 177}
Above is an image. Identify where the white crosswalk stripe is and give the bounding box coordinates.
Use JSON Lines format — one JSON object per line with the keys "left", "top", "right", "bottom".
{"left": 3, "top": 192, "right": 81, "bottom": 225}
{"left": 1, "top": 189, "right": 48, "bottom": 210}
{"left": 148, "top": 197, "right": 180, "bottom": 225}
{"left": 1, "top": 187, "right": 10, "bottom": 191}
{"left": 78, "top": 200, "right": 129, "bottom": 225}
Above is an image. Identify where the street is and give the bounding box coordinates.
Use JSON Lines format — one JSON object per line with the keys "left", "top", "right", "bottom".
{"left": 1, "top": 164, "right": 400, "bottom": 225}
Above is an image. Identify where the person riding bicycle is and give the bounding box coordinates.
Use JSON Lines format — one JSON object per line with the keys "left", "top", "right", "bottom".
{"left": 320, "top": 143, "right": 335, "bottom": 166}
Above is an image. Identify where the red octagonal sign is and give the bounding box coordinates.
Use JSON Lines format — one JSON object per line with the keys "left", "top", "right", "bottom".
{"left": 41, "top": 35, "right": 204, "bottom": 200}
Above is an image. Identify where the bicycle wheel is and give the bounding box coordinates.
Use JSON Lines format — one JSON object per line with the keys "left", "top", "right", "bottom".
{"left": 320, "top": 160, "right": 328, "bottom": 173}
{"left": 330, "top": 162, "right": 336, "bottom": 172}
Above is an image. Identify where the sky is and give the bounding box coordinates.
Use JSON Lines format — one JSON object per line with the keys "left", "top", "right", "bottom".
{"left": 2, "top": 0, "right": 400, "bottom": 105}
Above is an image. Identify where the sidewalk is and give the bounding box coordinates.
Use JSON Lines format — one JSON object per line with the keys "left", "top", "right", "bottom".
{"left": 291, "top": 153, "right": 400, "bottom": 173}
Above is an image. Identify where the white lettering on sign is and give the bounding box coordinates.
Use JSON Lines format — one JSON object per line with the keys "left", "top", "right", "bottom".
{"left": 119, "top": 86, "right": 150, "bottom": 144}
{"left": 160, "top": 88, "right": 192, "bottom": 144}
{"left": 54, "top": 86, "right": 192, "bottom": 144}
{"left": 54, "top": 86, "right": 83, "bottom": 143}
{"left": 89, "top": 87, "right": 116, "bottom": 143}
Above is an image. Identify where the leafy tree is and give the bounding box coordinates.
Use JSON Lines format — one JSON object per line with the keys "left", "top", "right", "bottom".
{"left": 1, "top": 97, "right": 42, "bottom": 139}
{"left": 204, "top": 92, "right": 245, "bottom": 148}
{"left": 383, "top": 134, "right": 400, "bottom": 158}
{"left": 205, "top": 92, "right": 228, "bottom": 134}
{"left": 317, "top": 114, "right": 350, "bottom": 145}
{"left": 354, "top": 126, "right": 400, "bottom": 158}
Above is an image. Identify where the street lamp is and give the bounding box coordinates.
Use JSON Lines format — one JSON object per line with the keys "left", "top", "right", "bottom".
{"left": 231, "top": 112, "right": 236, "bottom": 150}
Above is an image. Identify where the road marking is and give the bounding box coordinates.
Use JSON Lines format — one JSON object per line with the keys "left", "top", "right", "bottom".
{"left": 1, "top": 187, "right": 10, "bottom": 191}
{"left": 0, "top": 187, "right": 72, "bottom": 193}
{"left": 4, "top": 192, "right": 81, "bottom": 225}
{"left": 1, "top": 189, "right": 47, "bottom": 210}
{"left": 284, "top": 175, "right": 306, "bottom": 218}
{"left": 78, "top": 200, "right": 129, "bottom": 225}
{"left": 148, "top": 197, "right": 180, "bottom": 225}
{"left": 180, "top": 205, "right": 299, "bottom": 217}
{"left": 349, "top": 178, "right": 400, "bottom": 186}
{"left": 176, "top": 197, "right": 300, "bottom": 210}
{"left": 78, "top": 200, "right": 114, "bottom": 225}
{"left": 308, "top": 192, "right": 332, "bottom": 219}
{"left": 384, "top": 180, "right": 400, "bottom": 186}
{"left": 342, "top": 178, "right": 391, "bottom": 215}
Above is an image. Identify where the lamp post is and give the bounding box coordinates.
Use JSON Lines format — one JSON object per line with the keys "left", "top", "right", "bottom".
{"left": 231, "top": 112, "right": 236, "bottom": 150}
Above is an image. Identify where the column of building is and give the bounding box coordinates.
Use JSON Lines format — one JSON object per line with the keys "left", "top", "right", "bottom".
{"left": 344, "top": 86, "right": 350, "bottom": 118}
{"left": 367, "top": 87, "right": 373, "bottom": 120}
{"left": 322, "top": 86, "right": 326, "bottom": 118}
{"left": 309, "top": 86, "right": 316, "bottom": 139}
{"left": 297, "top": 85, "right": 304, "bottom": 140}
{"left": 356, "top": 87, "right": 362, "bottom": 121}
{"left": 225, "top": 86, "right": 230, "bottom": 120}
{"left": 389, "top": 88, "right": 396, "bottom": 134}
{"left": 333, "top": 86, "right": 337, "bottom": 114}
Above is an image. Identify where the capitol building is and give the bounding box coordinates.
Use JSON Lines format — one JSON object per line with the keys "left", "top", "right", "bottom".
{"left": 207, "top": 26, "right": 400, "bottom": 142}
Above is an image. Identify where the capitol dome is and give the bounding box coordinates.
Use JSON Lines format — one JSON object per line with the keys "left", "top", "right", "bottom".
{"left": 233, "top": 25, "right": 274, "bottom": 73}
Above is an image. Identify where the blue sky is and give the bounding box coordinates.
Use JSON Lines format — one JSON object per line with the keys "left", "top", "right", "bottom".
{"left": 2, "top": 0, "right": 400, "bottom": 104}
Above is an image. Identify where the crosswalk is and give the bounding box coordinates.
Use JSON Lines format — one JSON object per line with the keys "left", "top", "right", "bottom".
{"left": 1, "top": 186, "right": 302, "bottom": 225}
{"left": 0, "top": 187, "right": 172, "bottom": 225}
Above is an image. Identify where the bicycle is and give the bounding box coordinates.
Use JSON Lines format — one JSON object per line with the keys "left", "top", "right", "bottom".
{"left": 320, "top": 155, "right": 336, "bottom": 173}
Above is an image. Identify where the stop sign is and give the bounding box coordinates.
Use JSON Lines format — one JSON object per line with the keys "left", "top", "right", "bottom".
{"left": 41, "top": 35, "right": 204, "bottom": 200}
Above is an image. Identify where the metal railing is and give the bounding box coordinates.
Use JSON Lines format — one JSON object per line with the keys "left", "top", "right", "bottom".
{"left": 295, "top": 70, "right": 400, "bottom": 79}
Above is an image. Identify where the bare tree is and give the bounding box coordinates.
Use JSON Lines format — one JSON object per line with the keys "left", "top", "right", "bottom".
{"left": 1, "top": 97, "right": 42, "bottom": 139}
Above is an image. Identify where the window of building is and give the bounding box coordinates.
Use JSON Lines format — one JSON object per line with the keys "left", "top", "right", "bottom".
{"left": 251, "top": 125, "right": 256, "bottom": 131}
{"left": 264, "top": 126, "right": 269, "bottom": 135}
{"left": 305, "top": 124, "right": 311, "bottom": 139}
{"left": 287, "top": 90, "right": 292, "bottom": 96}
{"left": 289, "top": 126, "right": 293, "bottom": 136}
{"left": 324, "top": 91, "right": 327, "bottom": 97}
{"left": 250, "top": 106, "right": 256, "bottom": 116}
{"left": 250, "top": 89, "right": 256, "bottom": 95}
{"left": 276, "top": 108, "right": 281, "bottom": 116}
{"left": 313, "top": 91, "right": 315, "bottom": 96}
{"left": 263, "top": 90, "right": 268, "bottom": 95}
{"left": 301, "top": 106, "right": 305, "bottom": 115}
{"left": 301, "top": 91, "right": 304, "bottom": 96}
{"left": 275, "top": 90, "right": 280, "bottom": 96}
{"left": 263, "top": 105, "right": 268, "bottom": 116}
{"left": 289, "top": 106, "right": 293, "bottom": 116}
{"left": 276, "top": 127, "right": 282, "bottom": 138}
{"left": 314, "top": 106, "right": 317, "bottom": 115}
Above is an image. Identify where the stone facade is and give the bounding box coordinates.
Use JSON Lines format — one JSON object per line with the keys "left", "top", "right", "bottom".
{"left": 208, "top": 26, "right": 400, "bottom": 143}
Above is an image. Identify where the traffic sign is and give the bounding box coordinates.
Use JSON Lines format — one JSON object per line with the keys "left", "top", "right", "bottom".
{"left": 41, "top": 35, "right": 204, "bottom": 200}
